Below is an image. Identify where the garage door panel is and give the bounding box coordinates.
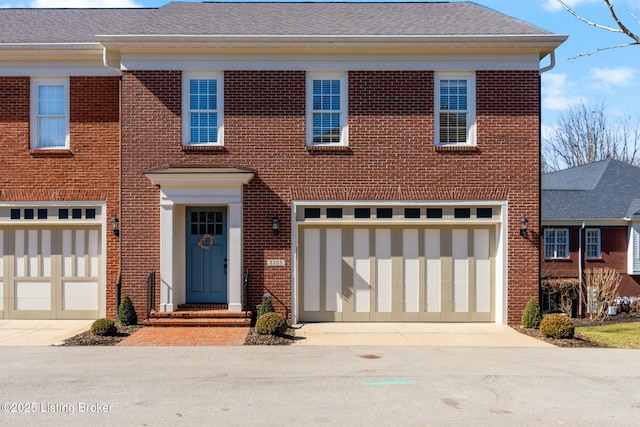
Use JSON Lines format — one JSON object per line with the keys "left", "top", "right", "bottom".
{"left": 63, "top": 280, "right": 99, "bottom": 311}
{"left": 1, "top": 226, "right": 100, "bottom": 320}
{"left": 299, "top": 225, "right": 495, "bottom": 323}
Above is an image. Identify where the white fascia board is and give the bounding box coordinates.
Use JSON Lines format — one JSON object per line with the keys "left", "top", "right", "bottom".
{"left": 145, "top": 169, "right": 254, "bottom": 187}
{"left": 0, "top": 43, "right": 117, "bottom": 76}
{"left": 120, "top": 53, "right": 541, "bottom": 72}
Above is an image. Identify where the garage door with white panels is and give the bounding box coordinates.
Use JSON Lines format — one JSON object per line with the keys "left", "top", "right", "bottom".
{"left": 295, "top": 204, "right": 502, "bottom": 322}
{"left": 0, "top": 206, "right": 103, "bottom": 320}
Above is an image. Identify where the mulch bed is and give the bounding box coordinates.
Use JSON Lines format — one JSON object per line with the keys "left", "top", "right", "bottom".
{"left": 512, "top": 312, "right": 639, "bottom": 348}
{"left": 62, "top": 324, "right": 140, "bottom": 346}
{"left": 243, "top": 327, "right": 297, "bottom": 345}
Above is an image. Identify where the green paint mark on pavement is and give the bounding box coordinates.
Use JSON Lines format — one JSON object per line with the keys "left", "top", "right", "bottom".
{"left": 361, "top": 380, "right": 413, "bottom": 386}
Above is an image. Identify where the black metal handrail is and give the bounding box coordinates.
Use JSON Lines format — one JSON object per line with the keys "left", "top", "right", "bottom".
{"left": 244, "top": 268, "right": 250, "bottom": 320}
{"left": 147, "top": 270, "right": 156, "bottom": 319}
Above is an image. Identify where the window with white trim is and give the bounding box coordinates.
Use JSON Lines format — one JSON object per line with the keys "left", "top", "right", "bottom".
{"left": 585, "top": 228, "right": 601, "bottom": 259}
{"left": 306, "top": 73, "right": 348, "bottom": 146}
{"left": 30, "top": 78, "right": 69, "bottom": 149}
{"left": 182, "top": 72, "right": 224, "bottom": 145}
{"left": 544, "top": 229, "right": 569, "bottom": 259}
{"left": 435, "top": 72, "right": 476, "bottom": 146}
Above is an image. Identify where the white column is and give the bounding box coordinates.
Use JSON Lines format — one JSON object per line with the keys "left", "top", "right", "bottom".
{"left": 228, "top": 202, "right": 243, "bottom": 312}
{"left": 160, "top": 201, "right": 174, "bottom": 312}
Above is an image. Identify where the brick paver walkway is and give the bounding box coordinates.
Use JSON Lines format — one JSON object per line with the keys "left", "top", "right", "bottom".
{"left": 118, "top": 327, "right": 249, "bottom": 346}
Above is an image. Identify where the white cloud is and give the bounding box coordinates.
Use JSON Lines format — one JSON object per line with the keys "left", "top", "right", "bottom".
{"left": 543, "top": 0, "right": 601, "bottom": 12}
{"left": 541, "top": 72, "right": 586, "bottom": 111}
{"left": 589, "top": 67, "right": 637, "bottom": 91}
{"left": 30, "top": 0, "right": 141, "bottom": 7}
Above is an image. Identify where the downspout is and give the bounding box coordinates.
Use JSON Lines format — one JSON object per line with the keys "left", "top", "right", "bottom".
{"left": 102, "top": 47, "right": 121, "bottom": 75}
{"left": 579, "top": 222, "right": 585, "bottom": 318}
{"left": 103, "top": 46, "right": 123, "bottom": 314}
{"left": 537, "top": 50, "right": 556, "bottom": 308}
{"left": 539, "top": 50, "right": 556, "bottom": 74}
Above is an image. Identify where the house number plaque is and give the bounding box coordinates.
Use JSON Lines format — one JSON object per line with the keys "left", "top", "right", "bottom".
{"left": 267, "top": 259, "right": 285, "bottom": 266}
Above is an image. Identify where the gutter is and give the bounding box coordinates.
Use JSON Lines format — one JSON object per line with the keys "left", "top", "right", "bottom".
{"left": 578, "top": 221, "right": 585, "bottom": 318}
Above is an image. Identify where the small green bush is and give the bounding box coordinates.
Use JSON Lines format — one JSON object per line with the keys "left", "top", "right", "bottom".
{"left": 117, "top": 295, "right": 138, "bottom": 326}
{"left": 257, "top": 293, "right": 275, "bottom": 319}
{"left": 521, "top": 298, "right": 543, "bottom": 329}
{"left": 255, "top": 312, "right": 288, "bottom": 336}
{"left": 90, "top": 318, "right": 117, "bottom": 337}
{"left": 540, "top": 314, "right": 575, "bottom": 339}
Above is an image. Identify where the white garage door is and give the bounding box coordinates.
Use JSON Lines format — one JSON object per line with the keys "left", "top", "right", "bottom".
{"left": 0, "top": 226, "right": 101, "bottom": 320}
{"left": 298, "top": 225, "right": 495, "bottom": 322}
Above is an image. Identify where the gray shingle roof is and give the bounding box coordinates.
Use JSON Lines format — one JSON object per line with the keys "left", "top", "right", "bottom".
{"left": 542, "top": 159, "right": 640, "bottom": 220}
{"left": 0, "top": 2, "right": 556, "bottom": 44}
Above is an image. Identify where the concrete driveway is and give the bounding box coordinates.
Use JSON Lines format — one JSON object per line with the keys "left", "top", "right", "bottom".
{"left": 0, "top": 320, "right": 92, "bottom": 346}
{"left": 293, "top": 322, "right": 552, "bottom": 347}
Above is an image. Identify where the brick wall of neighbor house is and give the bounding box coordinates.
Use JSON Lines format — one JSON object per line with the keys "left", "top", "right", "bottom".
{"left": 121, "top": 70, "right": 540, "bottom": 324}
{"left": 542, "top": 226, "right": 640, "bottom": 300}
{"left": 0, "top": 76, "right": 121, "bottom": 316}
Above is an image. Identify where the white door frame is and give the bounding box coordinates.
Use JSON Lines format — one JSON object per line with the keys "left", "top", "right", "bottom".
{"left": 146, "top": 167, "right": 254, "bottom": 312}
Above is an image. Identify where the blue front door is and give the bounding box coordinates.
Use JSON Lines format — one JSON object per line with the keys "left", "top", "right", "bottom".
{"left": 186, "top": 207, "right": 227, "bottom": 303}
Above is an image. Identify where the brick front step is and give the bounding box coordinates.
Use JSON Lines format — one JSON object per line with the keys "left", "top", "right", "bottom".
{"left": 143, "top": 309, "right": 252, "bottom": 327}
{"left": 142, "top": 317, "right": 251, "bottom": 327}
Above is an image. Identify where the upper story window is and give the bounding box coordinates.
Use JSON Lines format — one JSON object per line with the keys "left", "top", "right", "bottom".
{"left": 585, "top": 228, "right": 601, "bottom": 259}
{"left": 544, "top": 229, "right": 569, "bottom": 259}
{"left": 182, "top": 72, "right": 224, "bottom": 146}
{"left": 435, "top": 72, "right": 476, "bottom": 146}
{"left": 30, "top": 78, "right": 69, "bottom": 149}
{"left": 306, "top": 73, "right": 348, "bottom": 146}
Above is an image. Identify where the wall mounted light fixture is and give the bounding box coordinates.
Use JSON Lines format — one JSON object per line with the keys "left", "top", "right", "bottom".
{"left": 272, "top": 217, "right": 280, "bottom": 236}
{"left": 110, "top": 214, "right": 120, "bottom": 237}
{"left": 520, "top": 216, "right": 529, "bottom": 238}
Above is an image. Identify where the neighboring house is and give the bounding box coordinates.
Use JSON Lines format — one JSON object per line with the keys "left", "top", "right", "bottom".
{"left": 0, "top": 2, "right": 566, "bottom": 324}
{"left": 542, "top": 159, "right": 640, "bottom": 314}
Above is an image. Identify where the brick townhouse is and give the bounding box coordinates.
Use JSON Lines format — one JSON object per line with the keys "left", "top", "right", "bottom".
{"left": 0, "top": 2, "right": 566, "bottom": 324}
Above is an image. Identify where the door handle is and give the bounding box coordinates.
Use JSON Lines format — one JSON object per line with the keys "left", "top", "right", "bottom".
{"left": 224, "top": 257, "right": 228, "bottom": 275}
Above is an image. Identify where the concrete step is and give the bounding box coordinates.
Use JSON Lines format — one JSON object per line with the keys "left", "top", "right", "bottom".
{"left": 150, "top": 310, "right": 252, "bottom": 319}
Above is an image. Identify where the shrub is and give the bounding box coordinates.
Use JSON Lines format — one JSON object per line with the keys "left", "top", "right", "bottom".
{"left": 584, "top": 268, "right": 621, "bottom": 321}
{"left": 540, "top": 314, "right": 575, "bottom": 339}
{"left": 255, "top": 312, "right": 288, "bottom": 336}
{"left": 117, "top": 295, "right": 138, "bottom": 326}
{"left": 257, "top": 293, "right": 275, "bottom": 319}
{"left": 521, "top": 298, "right": 543, "bottom": 329}
{"left": 90, "top": 318, "right": 117, "bottom": 337}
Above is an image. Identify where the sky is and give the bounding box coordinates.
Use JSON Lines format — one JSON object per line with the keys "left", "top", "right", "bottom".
{"left": 2, "top": 0, "right": 639, "bottom": 140}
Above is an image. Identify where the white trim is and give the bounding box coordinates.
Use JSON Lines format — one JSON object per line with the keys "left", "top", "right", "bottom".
{"left": 306, "top": 72, "right": 348, "bottom": 147}
{"left": 543, "top": 228, "right": 569, "bottom": 259}
{"left": 119, "top": 54, "right": 544, "bottom": 72}
{"left": 181, "top": 72, "right": 224, "bottom": 146}
{"left": 291, "top": 200, "right": 508, "bottom": 324}
{"left": 30, "top": 77, "right": 70, "bottom": 150}
{"left": 434, "top": 72, "right": 476, "bottom": 147}
{"left": 146, "top": 169, "right": 253, "bottom": 313}
{"left": 542, "top": 219, "right": 629, "bottom": 226}
{"left": 0, "top": 62, "right": 118, "bottom": 77}
{"left": 585, "top": 228, "right": 601, "bottom": 259}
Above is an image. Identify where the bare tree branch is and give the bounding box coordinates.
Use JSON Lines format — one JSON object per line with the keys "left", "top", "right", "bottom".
{"left": 557, "top": 0, "right": 640, "bottom": 55}
{"left": 542, "top": 100, "right": 640, "bottom": 171}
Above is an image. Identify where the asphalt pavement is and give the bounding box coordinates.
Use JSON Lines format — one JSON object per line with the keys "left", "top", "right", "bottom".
{"left": 0, "top": 345, "right": 637, "bottom": 426}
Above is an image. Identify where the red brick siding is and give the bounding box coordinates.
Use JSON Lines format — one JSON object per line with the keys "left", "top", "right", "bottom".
{"left": 542, "top": 226, "right": 640, "bottom": 298}
{"left": 121, "top": 70, "right": 540, "bottom": 323}
{"left": 0, "top": 76, "right": 121, "bottom": 316}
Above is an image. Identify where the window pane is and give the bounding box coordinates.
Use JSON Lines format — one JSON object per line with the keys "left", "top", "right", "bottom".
{"left": 38, "top": 85, "right": 64, "bottom": 115}
{"left": 188, "top": 78, "right": 218, "bottom": 144}
{"left": 38, "top": 117, "right": 66, "bottom": 147}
